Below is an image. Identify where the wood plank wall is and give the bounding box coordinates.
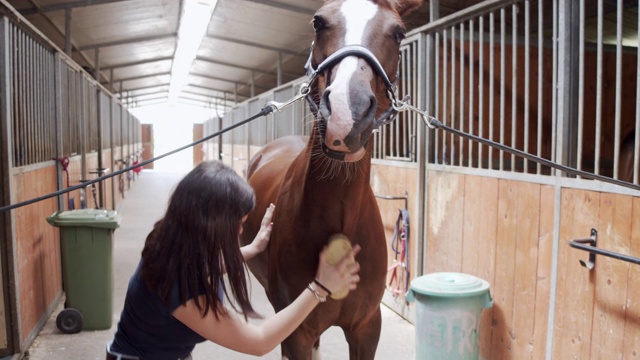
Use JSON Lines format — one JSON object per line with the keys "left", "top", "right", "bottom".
{"left": 12, "top": 165, "right": 61, "bottom": 344}
{"left": 555, "top": 189, "right": 640, "bottom": 359}
{"left": 141, "top": 124, "right": 154, "bottom": 170}
{"left": 425, "top": 170, "right": 640, "bottom": 359}
{"left": 193, "top": 124, "right": 203, "bottom": 167}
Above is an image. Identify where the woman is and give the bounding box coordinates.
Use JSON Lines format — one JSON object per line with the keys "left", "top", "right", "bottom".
{"left": 107, "top": 161, "right": 360, "bottom": 359}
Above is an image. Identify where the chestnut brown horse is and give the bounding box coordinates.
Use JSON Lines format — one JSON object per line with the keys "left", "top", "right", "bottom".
{"left": 241, "top": 0, "right": 423, "bottom": 358}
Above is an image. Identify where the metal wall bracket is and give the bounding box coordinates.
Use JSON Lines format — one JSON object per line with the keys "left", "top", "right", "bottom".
{"left": 569, "top": 228, "right": 640, "bottom": 269}
{"left": 570, "top": 228, "right": 598, "bottom": 270}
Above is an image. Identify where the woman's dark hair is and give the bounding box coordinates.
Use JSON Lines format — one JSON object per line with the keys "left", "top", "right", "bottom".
{"left": 140, "top": 161, "right": 257, "bottom": 319}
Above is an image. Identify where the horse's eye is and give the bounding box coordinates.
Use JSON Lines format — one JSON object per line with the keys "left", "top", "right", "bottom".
{"left": 312, "top": 16, "right": 326, "bottom": 33}
{"left": 393, "top": 26, "right": 406, "bottom": 44}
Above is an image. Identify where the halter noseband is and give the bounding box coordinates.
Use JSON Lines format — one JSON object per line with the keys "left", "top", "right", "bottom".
{"left": 304, "top": 43, "right": 404, "bottom": 130}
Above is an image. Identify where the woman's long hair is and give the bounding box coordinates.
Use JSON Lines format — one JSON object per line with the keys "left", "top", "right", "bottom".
{"left": 140, "top": 161, "right": 258, "bottom": 319}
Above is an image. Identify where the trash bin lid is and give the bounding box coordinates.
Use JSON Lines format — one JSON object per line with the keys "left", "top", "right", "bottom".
{"left": 409, "top": 272, "right": 490, "bottom": 298}
{"left": 47, "top": 209, "right": 121, "bottom": 229}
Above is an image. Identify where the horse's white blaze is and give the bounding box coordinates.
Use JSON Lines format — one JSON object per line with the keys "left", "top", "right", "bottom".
{"left": 324, "top": 0, "right": 378, "bottom": 152}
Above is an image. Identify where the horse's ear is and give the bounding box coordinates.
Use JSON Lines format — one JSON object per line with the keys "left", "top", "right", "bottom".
{"left": 393, "top": 0, "right": 424, "bottom": 17}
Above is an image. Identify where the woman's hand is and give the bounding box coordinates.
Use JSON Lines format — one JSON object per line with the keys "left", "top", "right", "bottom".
{"left": 314, "top": 245, "right": 361, "bottom": 297}
{"left": 241, "top": 204, "right": 274, "bottom": 261}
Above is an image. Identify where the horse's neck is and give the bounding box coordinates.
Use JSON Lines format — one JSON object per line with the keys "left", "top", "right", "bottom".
{"left": 294, "top": 127, "right": 372, "bottom": 196}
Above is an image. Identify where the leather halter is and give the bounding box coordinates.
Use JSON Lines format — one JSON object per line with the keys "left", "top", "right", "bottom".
{"left": 304, "top": 43, "right": 402, "bottom": 131}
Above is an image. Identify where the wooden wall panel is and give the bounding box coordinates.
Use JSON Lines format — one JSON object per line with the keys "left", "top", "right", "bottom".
{"left": 461, "top": 176, "right": 498, "bottom": 358}
{"left": 371, "top": 163, "right": 418, "bottom": 301}
{"left": 102, "top": 150, "right": 114, "bottom": 211}
{"left": 490, "top": 180, "right": 519, "bottom": 359}
{"left": 554, "top": 189, "right": 599, "bottom": 359}
{"left": 622, "top": 197, "right": 640, "bottom": 358}
{"left": 426, "top": 174, "right": 553, "bottom": 359}
{"left": 532, "top": 185, "right": 554, "bottom": 360}
{"left": 12, "top": 165, "right": 61, "bottom": 344}
{"left": 426, "top": 171, "right": 465, "bottom": 273}
{"left": 140, "top": 124, "right": 154, "bottom": 170}
{"left": 590, "top": 193, "right": 631, "bottom": 358}
{"left": 193, "top": 124, "right": 203, "bottom": 166}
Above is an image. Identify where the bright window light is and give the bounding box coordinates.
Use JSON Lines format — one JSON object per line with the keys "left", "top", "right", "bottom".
{"left": 168, "top": 0, "right": 218, "bottom": 104}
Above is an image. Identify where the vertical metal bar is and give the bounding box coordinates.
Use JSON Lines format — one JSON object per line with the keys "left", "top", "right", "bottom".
{"left": 595, "top": 0, "right": 603, "bottom": 175}
{"left": 613, "top": 0, "right": 622, "bottom": 179}
{"left": 27, "top": 34, "right": 33, "bottom": 165}
{"left": 434, "top": 30, "right": 440, "bottom": 163}
{"left": 277, "top": 52, "right": 282, "bottom": 87}
{"left": 551, "top": 0, "right": 558, "bottom": 173}
{"left": 524, "top": 0, "right": 530, "bottom": 173}
{"left": 443, "top": 28, "right": 448, "bottom": 165}
{"left": 459, "top": 22, "right": 465, "bottom": 167}
{"left": 450, "top": 25, "right": 456, "bottom": 165}
{"left": 479, "top": 15, "right": 484, "bottom": 168}
{"left": 635, "top": 3, "right": 640, "bottom": 184}
{"left": 489, "top": 11, "right": 495, "bottom": 170}
{"left": 499, "top": 8, "right": 505, "bottom": 171}
{"left": 557, "top": 0, "right": 579, "bottom": 175}
{"left": 537, "top": 0, "right": 544, "bottom": 174}
{"left": 577, "top": 0, "right": 585, "bottom": 176}
{"left": 469, "top": 18, "right": 474, "bottom": 168}
{"left": 0, "top": 15, "right": 20, "bottom": 355}
{"left": 511, "top": 4, "right": 517, "bottom": 172}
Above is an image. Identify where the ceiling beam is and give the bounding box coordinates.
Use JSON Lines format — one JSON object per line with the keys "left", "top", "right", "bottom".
{"left": 78, "top": 32, "right": 176, "bottom": 51}
{"left": 241, "top": 0, "right": 316, "bottom": 16}
{"left": 190, "top": 72, "right": 269, "bottom": 91}
{"left": 107, "top": 71, "right": 171, "bottom": 84}
{"left": 183, "top": 89, "right": 245, "bottom": 102}
{"left": 194, "top": 56, "right": 299, "bottom": 79}
{"left": 19, "top": 0, "right": 130, "bottom": 15}
{"left": 205, "top": 34, "right": 301, "bottom": 57}
{"left": 100, "top": 56, "right": 174, "bottom": 71}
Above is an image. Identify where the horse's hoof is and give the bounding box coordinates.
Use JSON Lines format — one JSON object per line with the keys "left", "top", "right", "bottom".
{"left": 326, "top": 233, "right": 355, "bottom": 300}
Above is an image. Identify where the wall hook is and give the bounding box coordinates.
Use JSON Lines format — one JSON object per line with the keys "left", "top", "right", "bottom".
{"left": 571, "top": 228, "right": 598, "bottom": 270}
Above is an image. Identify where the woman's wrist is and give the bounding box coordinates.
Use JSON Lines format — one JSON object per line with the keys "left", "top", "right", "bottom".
{"left": 306, "top": 282, "right": 328, "bottom": 302}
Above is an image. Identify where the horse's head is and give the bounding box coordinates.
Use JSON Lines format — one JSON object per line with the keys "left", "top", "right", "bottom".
{"left": 306, "top": 0, "right": 423, "bottom": 162}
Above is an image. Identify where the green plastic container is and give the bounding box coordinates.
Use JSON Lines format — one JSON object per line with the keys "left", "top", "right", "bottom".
{"left": 47, "top": 209, "right": 121, "bottom": 332}
{"left": 406, "top": 272, "right": 493, "bottom": 360}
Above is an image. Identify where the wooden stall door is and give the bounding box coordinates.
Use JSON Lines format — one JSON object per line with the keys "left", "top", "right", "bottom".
{"left": 554, "top": 189, "right": 640, "bottom": 359}
{"left": 425, "top": 172, "right": 553, "bottom": 360}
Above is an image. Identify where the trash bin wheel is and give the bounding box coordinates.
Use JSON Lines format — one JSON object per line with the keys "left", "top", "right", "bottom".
{"left": 56, "top": 308, "right": 83, "bottom": 334}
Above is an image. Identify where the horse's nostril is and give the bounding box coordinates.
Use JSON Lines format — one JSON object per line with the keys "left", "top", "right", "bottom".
{"left": 321, "top": 90, "right": 332, "bottom": 113}
{"left": 332, "top": 140, "right": 342, "bottom": 147}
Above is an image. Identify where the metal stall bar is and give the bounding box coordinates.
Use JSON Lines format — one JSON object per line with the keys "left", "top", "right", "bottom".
{"left": 594, "top": 0, "right": 603, "bottom": 175}
{"left": 468, "top": 18, "right": 474, "bottom": 167}
{"left": 510, "top": 4, "right": 517, "bottom": 171}
{"left": 489, "top": 11, "right": 495, "bottom": 170}
{"left": 458, "top": 22, "right": 464, "bottom": 167}
{"left": 450, "top": 25, "right": 456, "bottom": 166}
{"left": 635, "top": 4, "right": 640, "bottom": 184}
{"left": 523, "top": 0, "right": 530, "bottom": 173}
{"left": 479, "top": 15, "right": 484, "bottom": 167}
{"left": 577, "top": 0, "right": 585, "bottom": 177}
{"left": 0, "top": 15, "right": 19, "bottom": 356}
{"left": 537, "top": 0, "right": 544, "bottom": 174}
{"left": 499, "top": 7, "right": 505, "bottom": 171}
{"left": 612, "top": 0, "right": 623, "bottom": 179}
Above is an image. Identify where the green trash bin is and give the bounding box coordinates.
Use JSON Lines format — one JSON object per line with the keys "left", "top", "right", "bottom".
{"left": 406, "top": 272, "right": 493, "bottom": 360}
{"left": 47, "top": 209, "right": 121, "bottom": 333}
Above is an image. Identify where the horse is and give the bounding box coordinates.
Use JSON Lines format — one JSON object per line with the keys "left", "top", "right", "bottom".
{"left": 240, "top": 0, "right": 423, "bottom": 358}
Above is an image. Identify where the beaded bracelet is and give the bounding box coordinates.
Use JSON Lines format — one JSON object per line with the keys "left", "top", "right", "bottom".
{"left": 307, "top": 283, "right": 327, "bottom": 302}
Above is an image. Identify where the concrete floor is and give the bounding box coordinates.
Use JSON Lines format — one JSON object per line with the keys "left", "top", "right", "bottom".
{"left": 25, "top": 169, "right": 415, "bottom": 360}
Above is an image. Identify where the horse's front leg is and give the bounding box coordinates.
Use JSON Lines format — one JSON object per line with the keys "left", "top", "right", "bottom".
{"left": 343, "top": 307, "right": 382, "bottom": 360}
{"left": 280, "top": 325, "right": 320, "bottom": 360}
